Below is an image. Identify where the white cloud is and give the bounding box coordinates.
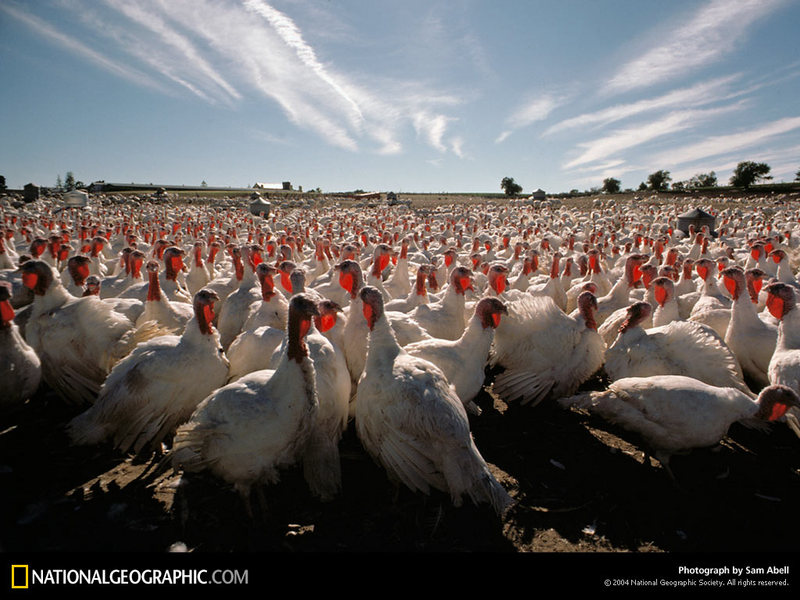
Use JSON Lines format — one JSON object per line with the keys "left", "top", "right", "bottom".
{"left": 0, "top": 3, "right": 167, "bottom": 94}
{"left": 13, "top": 0, "right": 466, "bottom": 156}
{"left": 606, "top": 0, "right": 785, "bottom": 93}
{"left": 451, "top": 137, "right": 465, "bottom": 159}
{"left": 545, "top": 75, "right": 740, "bottom": 136}
{"left": 563, "top": 103, "right": 748, "bottom": 170}
{"left": 649, "top": 116, "right": 800, "bottom": 167}
{"left": 497, "top": 94, "right": 564, "bottom": 143}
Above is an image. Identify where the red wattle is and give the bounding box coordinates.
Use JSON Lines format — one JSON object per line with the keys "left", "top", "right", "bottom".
{"left": 766, "top": 295, "right": 784, "bottom": 320}
{"left": 0, "top": 300, "right": 15, "bottom": 324}
{"left": 654, "top": 286, "right": 668, "bottom": 307}
{"left": 724, "top": 277, "right": 737, "bottom": 299}
{"left": 339, "top": 273, "right": 354, "bottom": 295}
{"left": 22, "top": 272, "right": 38, "bottom": 290}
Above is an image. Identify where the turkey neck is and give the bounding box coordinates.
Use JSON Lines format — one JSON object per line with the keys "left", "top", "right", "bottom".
{"left": 458, "top": 317, "right": 496, "bottom": 362}
{"left": 31, "top": 279, "right": 72, "bottom": 317}
{"left": 777, "top": 308, "right": 800, "bottom": 351}
{"left": 365, "top": 314, "right": 401, "bottom": 368}
{"left": 146, "top": 270, "right": 162, "bottom": 302}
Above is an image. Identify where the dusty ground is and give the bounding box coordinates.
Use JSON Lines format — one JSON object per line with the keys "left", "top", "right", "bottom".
{"left": 2, "top": 366, "right": 799, "bottom": 557}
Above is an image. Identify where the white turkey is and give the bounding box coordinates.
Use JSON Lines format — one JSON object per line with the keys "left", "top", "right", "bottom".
{"left": 355, "top": 286, "right": 513, "bottom": 516}
{"left": 404, "top": 297, "right": 508, "bottom": 416}
{"left": 559, "top": 375, "right": 799, "bottom": 477}
{"left": 170, "top": 294, "right": 321, "bottom": 510}
{"left": 0, "top": 280, "right": 41, "bottom": 411}
{"left": 765, "top": 282, "right": 800, "bottom": 435}
{"left": 490, "top": 291, "right": 605, "bottom": 406}
{"left": 67, "top": 289, "right": 230, "bottom": 456}
{"left": 20, "top": 259, "right": 165, "bottom": 406}
{"left": 604, "top": 301, "right": 752, "bottom": 395}
{"left": 722, "top": 267, "right": 777, "bottom": 388}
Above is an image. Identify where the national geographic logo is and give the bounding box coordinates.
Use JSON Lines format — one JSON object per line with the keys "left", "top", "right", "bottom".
{"left": 11, "top": 565, "right": 28, "bottom": 589}
{"left": 8, "top": 565, "right": 248, "bottom": 587}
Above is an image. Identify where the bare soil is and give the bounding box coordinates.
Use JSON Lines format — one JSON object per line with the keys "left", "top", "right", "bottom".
{"left": 2, "top": 367, "right": 799, "bottom": 558}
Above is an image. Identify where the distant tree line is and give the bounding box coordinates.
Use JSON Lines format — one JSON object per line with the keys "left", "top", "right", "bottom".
{"left": 596, "top": 160, "right": 795, "bottom": 195}
{"left": 503, "top": 159, "right": 798, "bottom": 201}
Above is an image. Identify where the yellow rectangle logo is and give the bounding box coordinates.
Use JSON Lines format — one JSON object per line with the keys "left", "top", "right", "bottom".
{"left": 11, "top": 565, "right": 29, "bottom": 589}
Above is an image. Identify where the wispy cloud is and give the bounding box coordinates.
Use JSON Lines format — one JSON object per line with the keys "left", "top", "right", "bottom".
{"left": 243, "top": 0, "right": 365, "bottom": 129}
{"left": 545, "top": 75, "right": 740, "bottom": 136}
{"left": 649, "top": 116, "right": 800, "bottom": 167}
{"left": 606, "top": 0, "right": 786, "bottom": 93}
{"left": 496, "top": 94, "right": 564, "bottom": 143}
{"left": 563, "top": 102, "right": 748, "bottom": 170}
{"left": 102, "top": 0, "right": 241, "bottom": 105}
{"left": 10, "top": 0, "right": 466, "bottom": 156}
{"left": 0, "top": 2, "right": 167, "bottom": 94}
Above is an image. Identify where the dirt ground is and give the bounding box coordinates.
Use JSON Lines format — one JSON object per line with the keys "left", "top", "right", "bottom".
{"left": 2, "top": 365, "right": 799, "bottom": 558}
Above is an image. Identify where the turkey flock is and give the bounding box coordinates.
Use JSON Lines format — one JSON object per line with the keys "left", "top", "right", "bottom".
{"left": 3, "top": 192, "right": 800, "bottom": 521}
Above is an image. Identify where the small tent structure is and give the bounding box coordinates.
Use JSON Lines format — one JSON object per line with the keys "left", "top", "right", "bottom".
{"left": 63, "top": 190, "right": 89, "bottom": 208}
{"left": 530, "top": 188, "right": 546, "bottom": 200}
{"left": 676, "top": 207, "right": 716, "bottom": 236}
{"left": 249, "top": 193, "right": 271, "bottom": 217}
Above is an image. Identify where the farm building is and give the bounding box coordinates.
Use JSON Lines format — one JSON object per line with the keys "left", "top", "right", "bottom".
{"left": 253, "top": 182, "right": 292, "bottom": 191}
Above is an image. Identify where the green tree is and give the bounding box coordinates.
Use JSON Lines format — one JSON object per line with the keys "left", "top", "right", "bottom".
{"left": 500, "top": 177, "right": 522, "bottom": 196}
{"left": 56, "top": 174, "right": 63, "bottom": 191}
{"left": 730, "top": 161, "right": 772, "bottom": 189}
{"left": 602, "top": 177, "right": 621, "bottom": 194}
{"left": 638, "top": 182, "right": 648, "bottom": 191}
{"left": 0, "top": 175, "right": 6, "bottom": 191}
{"left": 794, "top": 168, "right": 800, "bottom": 182}
{"left": 64, "top": 171, "right": 76, "bottom": 191}
{"left": 647, "top": 170, "right": 671, "bottom": 191}
{"left": 201, "top": 180, "right": 208, "bottom": 188}
{"left": 689, "top": 171, "right": 717, "bottom": 188}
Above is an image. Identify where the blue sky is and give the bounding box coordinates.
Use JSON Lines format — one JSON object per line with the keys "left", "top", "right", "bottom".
{"left": 1, "top": 0, "right": 799, "bottom": 194}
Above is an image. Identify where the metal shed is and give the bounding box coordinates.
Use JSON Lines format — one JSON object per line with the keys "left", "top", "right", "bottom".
{"left": 249, "top": 193, "right": 271, "bottom": 217}
{"left": 63, "top": 190, "right": 89, "bottom": 208}
{"left": 676, "top": 207, "right": 716, "bottom": 236}
{"left": 23, "top": 183, "right": 40, "bottom": 203}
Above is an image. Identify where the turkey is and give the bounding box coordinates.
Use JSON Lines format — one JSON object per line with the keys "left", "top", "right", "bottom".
{"left": 355, "top": 286, "right": 513, "bottom": 516}
{"left": 185, "top": 241, "right": 212, "bottom": 296}
{"left": 83, "top": 275, "right": 145, "bottom": 324}
{"left": 559, "top": 375, "right": 799, "bottom": 478}
{"left": 383, "top": 238, "right": 412, "bottom": 300}
{"left": 722, "top": 267, "right": 777, "bottom": 388}
{"left": 490, "top": 291, "right": 605, "bottom": 406}
{"left": 133, "top": 261, "right": 194, "bottom": 334}
{"left": 20, "top": 259, "right": 165, "bottom": 406}
{"left": 216, "top": 245, "right": 264, "bottom": 350}
{"left": 404, "top": 297, "right": 508, "bottom": 416}
{"left": 267, "top": 299, "right": 350, "bottom": 501}
{"left": 765, "top": 282, "right": 800, "bottom": 435}
{"left": 604, "top": 301, "right": 752, "bottom": 395}
{"left": 0, "top": 280, "right": 41, "bottom": 411}
{"left": 239, "top": 262, "right": 290, "bottom": 332}
{"left": 409, "top": 266, "right": 474, "bottom": 340}
{"left": 170, "top": 294, "right": 321, "bottom": 511}
{"left": 384, "top": 264, "right": 432, "bottom": 313}
{"left": 67, "top": 289, "right": 230, "bottom": 456}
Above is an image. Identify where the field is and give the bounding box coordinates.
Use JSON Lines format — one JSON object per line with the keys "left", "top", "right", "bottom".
{"left": 2, "top": 190, "right": 799, "bottom": 589}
